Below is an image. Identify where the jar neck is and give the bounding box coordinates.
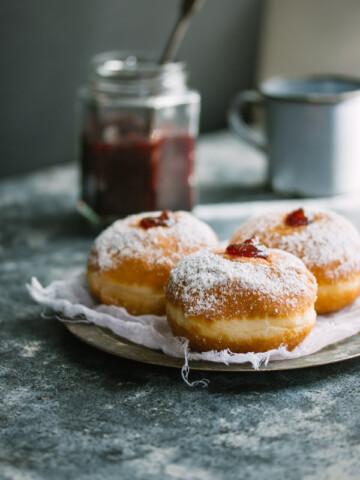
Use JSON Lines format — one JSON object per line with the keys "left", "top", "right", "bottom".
{"left": 88, "top": 51, "right": 188, "bottom": 96}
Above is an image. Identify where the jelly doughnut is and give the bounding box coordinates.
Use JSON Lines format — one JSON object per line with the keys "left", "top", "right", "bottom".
{"left": 166, "top": 239, "right": 317, "bottom": 353}
{"left": 87, "top": 210, "right": 219, "bottom": 315}
{"left": 230, "top": 208, "right": 360, "bottom": 314}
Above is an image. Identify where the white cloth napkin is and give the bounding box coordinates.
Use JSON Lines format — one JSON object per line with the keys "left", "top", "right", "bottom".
{"left": 27, "top": 271, "right": 360, "bottom": 380}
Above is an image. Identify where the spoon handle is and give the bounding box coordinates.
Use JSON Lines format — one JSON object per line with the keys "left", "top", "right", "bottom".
{"left": 160, "top": 0, "right": 205, "bottom": 64}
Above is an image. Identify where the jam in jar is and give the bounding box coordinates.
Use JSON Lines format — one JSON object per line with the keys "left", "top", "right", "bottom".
{"left": 77, "top": 53, "right": 200, "bottom": 224}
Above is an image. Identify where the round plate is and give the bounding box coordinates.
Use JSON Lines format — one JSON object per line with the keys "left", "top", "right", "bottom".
{"left": 65, "top": 323, "right": 360, "bottom": 371}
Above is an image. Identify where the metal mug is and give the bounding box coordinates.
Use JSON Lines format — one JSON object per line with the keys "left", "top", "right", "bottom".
{"left": 228, "top": 75, "right": 360, "bottom": 196}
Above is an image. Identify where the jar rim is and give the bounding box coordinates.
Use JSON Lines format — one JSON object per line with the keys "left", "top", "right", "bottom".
{"left": 89, "top": 51, "right": 187, "bottom": 81}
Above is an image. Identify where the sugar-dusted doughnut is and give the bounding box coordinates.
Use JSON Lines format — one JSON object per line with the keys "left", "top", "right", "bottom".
{"left": 87, "top": 210, "right": 219, "bottom": 315}
{"left": 230, "top": 208, "right": 360, "bottom": 314}
{"left": 166, "top": 239, "right": 317, "bottom": 353}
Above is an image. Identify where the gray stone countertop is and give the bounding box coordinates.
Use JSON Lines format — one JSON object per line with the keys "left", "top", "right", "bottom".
{"left": 1, "top": 132, "right": 360, "bottom": 480}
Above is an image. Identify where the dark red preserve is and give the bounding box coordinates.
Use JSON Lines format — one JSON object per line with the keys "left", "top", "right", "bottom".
{"left": 80, "top": 133, "right": 194, "bottom": 218}
{"left": 225, "top": 239, "right": 269, "bottom": 259}
{"left": 140, "top": 210, "right": 174, "bottom": 229}
{"left": 285, "top": 208, "right": 310, "bottom": 227}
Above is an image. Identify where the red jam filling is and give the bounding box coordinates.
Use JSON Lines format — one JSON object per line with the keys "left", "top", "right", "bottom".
{"left": 140, "top": 210, "right": 174, "bottom": 229}
{"left": 225, "top": 238, "right": 269, "bottom": 259}
{"left": 285, "top": 208, "right": 310, "bottom": 227}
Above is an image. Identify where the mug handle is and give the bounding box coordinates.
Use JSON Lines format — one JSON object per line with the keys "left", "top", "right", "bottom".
{"left": 227, "top": 90, "right": 267, "bottom": 151}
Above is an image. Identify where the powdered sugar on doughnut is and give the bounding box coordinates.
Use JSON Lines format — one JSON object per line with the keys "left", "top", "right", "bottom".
{"left": 89, "top": 211, "right": 219, "bottom": 271}
{"left": 167, "top": 248, "right": 316, "bottom": 317}
{"left": 232, "top": 208, "right": 360, "bottom": 282}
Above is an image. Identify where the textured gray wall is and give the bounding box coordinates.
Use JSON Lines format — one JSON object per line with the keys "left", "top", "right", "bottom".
{"left": 0, "top": 0, "right": 262, "bottom": 178}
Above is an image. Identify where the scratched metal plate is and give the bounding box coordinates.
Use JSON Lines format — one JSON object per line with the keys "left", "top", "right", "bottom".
{"left": 65, "top": 322, "right": 360, "bottom": 371}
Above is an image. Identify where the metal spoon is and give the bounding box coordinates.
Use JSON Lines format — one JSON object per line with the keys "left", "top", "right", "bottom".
{"left": 159, "top": 0, "right": 206, "bottom": 64}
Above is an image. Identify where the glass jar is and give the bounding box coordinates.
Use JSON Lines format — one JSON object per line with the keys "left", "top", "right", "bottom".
{"left": 77, "top": 51, "right": 200, "bottom": 224}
